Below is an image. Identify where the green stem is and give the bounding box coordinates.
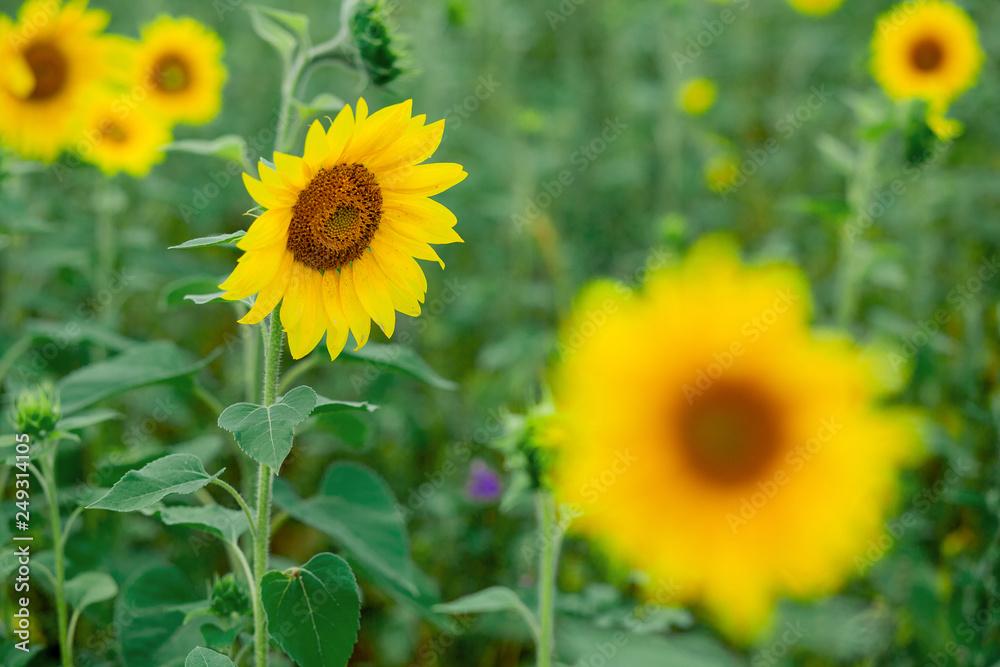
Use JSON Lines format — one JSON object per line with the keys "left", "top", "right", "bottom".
{"left": 211, "top": 478, "right": 259, "bottom": 543}
{"left": 535, "top": 490, "right": 561, "bottom": 667}
{"left": 253, "top": 312, "right": 284, "bottom": 667}
{"left": 42, "top": 450, "right": 71, "bottom": 667}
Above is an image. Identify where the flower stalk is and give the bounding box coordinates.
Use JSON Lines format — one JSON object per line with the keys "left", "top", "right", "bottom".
{"left": 535, "top": 489, "right": 561, "bottom": 667}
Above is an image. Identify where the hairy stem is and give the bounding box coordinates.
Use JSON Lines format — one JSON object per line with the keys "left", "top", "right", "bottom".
{"left": 536, "top": 490, "right": 561, "bottom": 667}
{"left": 253, "top": 312, "right": 284, "bottom": 667}
{"left": 42, "top": 449, "right": 70, "bottom": 667}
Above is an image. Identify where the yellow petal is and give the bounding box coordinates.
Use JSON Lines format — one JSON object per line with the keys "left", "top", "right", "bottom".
{"left": 303, "top": 119, "right": 328, "bottom": 169}
{"left": 239, "top": 251, "right": 295, "bottom": 324}
{"left": 352, "top": 252, "right": 396, "bottom": 338}
{"left": 243, "top": 173, "right": 296, "bottom": 208}
{"left": 259, "top": 162, "right": 283, "bottom": 187}
{"left": 285, "top": 269, "right": 326, "bottom": 359}
{"left": 367, "top": 119, "right": 445, "bottom": 173}
{"left": 375, "top": 227, "right": 446, "bottom": 269}
{"left": 321, "top": 269, "right": 347, "bottom": 330}
{"left": 373, "top": 259, "right": 422, "bottom": 317}
{"left": 338, "top": 264, "right": 372, "bottom": 349}
{"left": 343, "top": 100, "right": 413, "bottom": 165}
{"left": 325, "top": 314, "right": 351, "bottom": 361}
{"left": 272, "top": 152, "right": 310, "bottom": 189}
{"left": 370, "top": 236, "right": 428, "bottom": 301}
{"left": 279, "top": 261, "right": 313, "bottom": 330}
{"left": 219, "top": 244, "right": 287, "bottom": 299}
{"left": 237, "top": 207, "right": 293, "bottom": 250}
{"left": 379, "top": 163, "right": 467, "bottom": 196}
{"left": 355, "top": 97, "right": 369, "bottom": 125}
{"left": 324, "top": 104, "right": 355, "bottom": 168}
{"left": 383, "top": 207, "right": 464, "bottom": 245}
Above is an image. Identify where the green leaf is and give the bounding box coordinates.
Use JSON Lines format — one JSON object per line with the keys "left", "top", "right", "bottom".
{"left": 200, "top": 623, "right": 244, "bottom": 650}
{"left": 58, "top": 341, "right": 219, "bottom": 415}
{"left": 273, "top": 462, "right": 416, "bottom": 594}
{"left": 118, "top": 566, "right": 213, "bottom": 667}
{"left": 148, "top": 505, "right": 249, "bottom": 545}
{"left": 25, "top": 319, "right": 135, "bottom": 351}
{"left": 312, "top": 395, "right": 378, "bottom": 414}
{"left": 261, "top": 553, "right": 360, "bottom": 667}
{"left": 160, "top": 276, "right": 228, "bottom": 309}
{"left": 247, "top": 5, "right": 298, "bottom": 64}
{"left": 217, "top": 385, "right": 317, "bottom": 469}
{"left": 341, "top": 342, "right": 457, "bottom": 390}
{"left": 56, "top": 409, "right": 123, "bottom": 431}
{"left": 164, "top": 135, "right": 247, "bottom": 166}
{"left": 815, "top": 134, "right": 855, "bottom": 175}
{"left": 255, "top": 6, "right": 310, "bottom": 47}
{"left": 434, "top": 586, "right": 540, "bottom": 639}
{"left": 0, "top": 550, "right": 19, "bottom": 581}
{"left": 169, "top": 231, "right": 246, "bottom": 250}
{"left": 65, "top": 572, "right": 118, "bottom": 611}
{"left": 89, "top": 454, "right": 223, "bottom": 512}
{"left": 294, "top": 92, "right": 345, "bottom": 118}
{"left": 0, "top": 642, "right": 43, "bottom": 666}
{"left": 185, "top": 647, "right": 236, "bottom": 667}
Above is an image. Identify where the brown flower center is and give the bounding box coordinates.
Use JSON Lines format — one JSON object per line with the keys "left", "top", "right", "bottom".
{"left": 24, "top": 42, "right": 67, "bottom": 101}
{"left": 98, "top": 119, "right": 128, "bottom": 144}
{"left": 286, "top": 163, "right": 383, "bottom": 271}
{"left": 675, "top": 380, "right": 782, "bottom": 485}
{"left": 910, "top": 36, "right": 945, "bottom": 73}
{"left": 153, "top": 54, "right": 191, "bottom": 93}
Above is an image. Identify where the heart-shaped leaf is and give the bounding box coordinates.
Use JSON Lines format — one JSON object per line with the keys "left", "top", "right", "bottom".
{"left": 66, "top": 572, "right": 118, "bottom": 611}
{"left": 148, "top": 505, "right": 250, "bottom": 546}
{"left": 185, "top": 647, "right": 236, "bottom": 667}
{"left": 273, "top": 462, "right": 416, "bottom": 594}
{"left": 262, "top": 553, "right": 360, "bottom": 667}
{"left": 217, "top": 385, "right": 317, "bottom": 469}
{"left": 89, "top": 454, "right": 222, "bottom": 512}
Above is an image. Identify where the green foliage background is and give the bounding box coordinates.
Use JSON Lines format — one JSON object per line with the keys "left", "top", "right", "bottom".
{"left": 2, "top": 0, "right": 1000, "bottom": 665}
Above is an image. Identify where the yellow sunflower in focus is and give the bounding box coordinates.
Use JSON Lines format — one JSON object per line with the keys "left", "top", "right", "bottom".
{"left": 787, "top": 0, "right": 844, "bottom": 17}
{"left": 0, "top": 0, "right": 114, "bottom": 161}
{"left": 676, "top": 78, "right": 717, "bottom": 116}
{"left": 549, "top": 238, "right": 920, "bottom": 638}
{"left": 78, "top": 101, "right": 171, "bottom": 177}
{"left": 871, "top": 0, "right": 983, "bottom": 106}
{"left": 133, "top": 16, "right": 226, "bottom": 125}
{"left": 220, "top": 98, "right": 467, "bottom": 360}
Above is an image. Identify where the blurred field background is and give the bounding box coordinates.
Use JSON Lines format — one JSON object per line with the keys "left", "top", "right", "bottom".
{"left": 2, "top": 0, "right": 1000, "bottom": 665}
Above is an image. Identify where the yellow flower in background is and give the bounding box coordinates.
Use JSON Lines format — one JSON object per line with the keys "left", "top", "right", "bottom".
{"left": 871, "top": 0, "right": 983, "bottom": 106}
{"left": 79, "top": 100, "right": 171, "bottom": 177}
{"left": 0, "top": 0, "right": 114, "bottom": 161}
{"left": 133, "top": 16, "right": 226, "bottom": 125}
{"left": 676, "top": 78, "right": 717, "bottom": 116}
{"left": 549, "top": 238, "right": 920, "bottom": 639}
{"left": 220, "top": 98, "right": 467, "bottom": 360}
{"left": 703, "top": 154, "right": 739, "bottom": 192}
{"left": 787, "top": 0, "right": 844, "bottom": 17}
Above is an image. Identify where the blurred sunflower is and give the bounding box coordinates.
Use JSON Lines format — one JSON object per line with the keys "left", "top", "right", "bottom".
{"left": 703, "top": 154, "right": 739, "bottom": 193}
{"left": 79, "top": 101, "right": 171, "bottom": 177}
{"left": 548, "top": 238, "right": 921, "bottom": 638}
{"left": 0, "top": 0, "right": 114, "bottom": 161}
{"left": 220, "top": 98, "right": 467, "bottom": 360}
{"left": 871, "top": 0, "right": 983, "bottom": 106}
{"left": 134, "top": 16, "right": 226, "bottom": 125}
{"left": 676, "top": 78, "right": 717, "bottom": 116}
{"left": 787, "top": 0, "right": 844, "bottom": 16}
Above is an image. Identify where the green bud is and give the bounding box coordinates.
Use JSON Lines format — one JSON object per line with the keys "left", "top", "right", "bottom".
{"left": 12, "top": 384, "right": 60, "bottom": 438}
{"left": 210, "top": 573, "right": 250, "bottom": 618}
{"left": 351, "top": 0, "right": 405, "bottom": 86}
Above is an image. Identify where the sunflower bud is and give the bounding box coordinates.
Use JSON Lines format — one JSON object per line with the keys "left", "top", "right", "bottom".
{"left": 210, "top": 573, "right": 250, "bottom": 618}
{"left": 351, "top": 0, "right": 405, "bottom": 86}
{"left": 12, "top": 384, "right": 60, "bottom": 439}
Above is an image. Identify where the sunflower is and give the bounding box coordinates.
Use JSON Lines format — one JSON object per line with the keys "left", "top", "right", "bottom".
{"left": 548, "top": 238, "right": 920, "bottom": 638}
{"left": 220, "top": 98, "right": 467, "bottom": 360}
{"left": 871, "top": 0, "right": 983, "bottom": 106}
{"left": 676, "top": 78, "right": 717, "bottom": 116}
{"left": 704, "top": 154, "right": 739, "bottom": 193}
{"left": 0, "top": 0, "right": 114, "bottom": 161}
{"left": 77, "top": 99, "right": 172, "bottom": 177}
{"left": 132, "top": 15, "right": 226, "bottom": 125}
{"left": 786, "top": 0, "right": 844, "bottom": 17}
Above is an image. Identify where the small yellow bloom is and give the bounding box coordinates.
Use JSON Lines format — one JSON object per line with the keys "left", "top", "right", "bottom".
{"left": 549, "top": 238, "right": 921, "bottom": 639}
{"left": 78, "top": 100, "right": 172, "bottom": 177}
{"left": 704, "top": 154, "right": 739, "bottom": 193}
{"left": 787, "top": 0, "right": 844, "bottom": 17}
{"left": 676, "top": 78, "right": 717, "bottom": 116}
{"left": 871, "top": 0, "right": 983, "bottom": 106}
{"left": 0, "top": 0, "right": 116, "bottom": 161}
{"left": 132, "top": 16, "right": 227, "bottom": 125}
{"left": 221, "top": 98, "right": 467, "bottom": 360}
